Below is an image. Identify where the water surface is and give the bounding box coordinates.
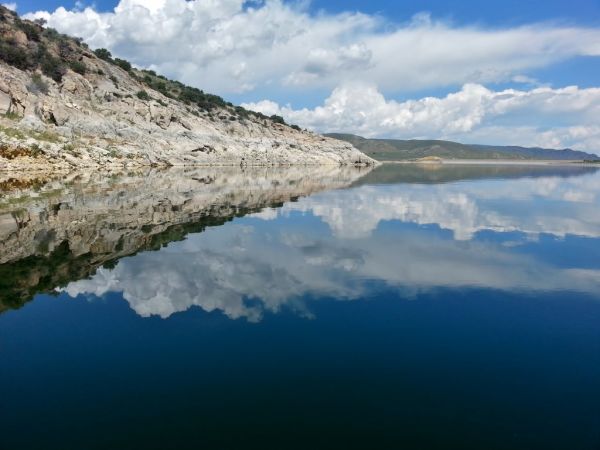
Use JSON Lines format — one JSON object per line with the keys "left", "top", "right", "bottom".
{"left": 1, "top": 164, "right": 599, "bottom": 449}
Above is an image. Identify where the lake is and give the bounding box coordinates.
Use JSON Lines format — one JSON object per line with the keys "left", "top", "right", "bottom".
{"left": 1, "top": 164, "right": 599, "bottom": 449}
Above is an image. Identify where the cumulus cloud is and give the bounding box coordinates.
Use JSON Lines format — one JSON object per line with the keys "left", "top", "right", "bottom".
{"left": 244, "top": 83, "right": 600, "bottom": 152}
{"left": 24, "top": 0, "right": 600, "bottom": 95}
{"left": 24, "top": 0, "right": 600, "bottom": 148}
{"left": 2, "top": 2, "right": 16, "bottom": 11}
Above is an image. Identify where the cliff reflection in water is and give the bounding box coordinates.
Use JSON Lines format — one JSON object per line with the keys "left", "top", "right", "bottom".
{"left": 0, "top": 165, "right": 370, "bottom": 312}
{"left": 2, "top": 163, "right": 600, "bottom": 320}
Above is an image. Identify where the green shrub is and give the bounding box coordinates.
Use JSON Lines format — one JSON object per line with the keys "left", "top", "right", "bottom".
{"left": 58, "top": 40, "right": 75, "bottom": 59}
{"left": 136, "top": 90, "right": 150, "bottom": 101}
{"left": 16, "top": 21, "right": 41, "bottom": 42}
{"left": 291, "top": 124, "right": 301, "bottom": 131}
{"left": 42, "top": 27, "right": 61, "bottom": 41}
{"left": 41, "top": 56, "right": 66, "bottom": 82}
{"left": 270, "top": 114, "right": 286, "bottom": 125}
{"left": 69, "top": 60, "right": 86, "bottom": 75}
{"left": 0, "top": 41, "right": 32, "bottom": 70}
{"left": 113, "top": 58, "right": 132, "bottom": 72}
{"left": 94, "top": 48, "right": 112, "bottom": 61}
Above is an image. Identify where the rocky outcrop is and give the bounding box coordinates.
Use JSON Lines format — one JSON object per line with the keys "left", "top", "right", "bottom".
{"left": 0, "top": 8, "right": 374, "bottom": 171}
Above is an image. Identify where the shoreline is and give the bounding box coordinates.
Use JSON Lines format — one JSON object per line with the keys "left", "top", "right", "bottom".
{"left": 0, "top": 160, "right": 377, "bottom": 174}
{"left": 380, "top": 159, "right": 598, "bottom": 166}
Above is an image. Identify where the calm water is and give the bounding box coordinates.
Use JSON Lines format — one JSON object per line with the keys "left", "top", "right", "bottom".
{"left": 1, "top": 164, "right": 599, "bottom": 449}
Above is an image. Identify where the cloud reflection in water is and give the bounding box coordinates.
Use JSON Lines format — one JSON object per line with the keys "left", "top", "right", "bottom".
{"left": 64, "top": 170, "right": 600, "bottom": 321}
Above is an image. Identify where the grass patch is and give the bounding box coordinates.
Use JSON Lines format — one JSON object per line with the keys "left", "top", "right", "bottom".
{"left": 32, "top": 130, "right": 60, "bottom": 143}
{"left": 3, "top": 111, "right": 21, "bottom": 120}
{"left": 0, "top": 125, "right": 26, "bottom": 139}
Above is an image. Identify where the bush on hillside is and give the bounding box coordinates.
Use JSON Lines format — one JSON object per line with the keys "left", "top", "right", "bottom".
{"left": 42, "top": 27, "right": 61, "bottom": 41}
{"left": 16, "top": 21, "right": 41, "bottom": 42}
{"left": 69, "top": 60, "right": 86, "bottom": 75}
{"left": 0, "top": 41, "right": 31, "bottom": 69}
{"left": 114, "top": 58, "right": 132, "bottom": 72}
{"left": 270, "top": 114, "right": 286, "bottom": 125}
{"left": 136, "top": 90, "right": 150, "bottom": 101}
{"left": 94, "top": 48, "right": 112, "bottom": 61}
{"left": 40, "top": 55, "right": 66, "bottom": 82}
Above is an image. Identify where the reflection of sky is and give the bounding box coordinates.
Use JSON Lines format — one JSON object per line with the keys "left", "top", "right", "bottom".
{"left": 64, "top": 171, "right": 600, "bottom": 321}
{"left": 270, "top": 172, "right": 600, "bottom": 240}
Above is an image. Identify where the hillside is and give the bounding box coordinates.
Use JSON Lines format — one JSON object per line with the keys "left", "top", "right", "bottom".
{"left": 0, "top": 6, "right": 373, "bottom": 171}
{"left": 326, "top": 133, "right": 599, "bottom": 161}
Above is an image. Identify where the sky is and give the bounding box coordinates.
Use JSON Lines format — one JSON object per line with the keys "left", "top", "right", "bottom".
{"left": 8, "top": 0, "right": 600, "bottom": 152}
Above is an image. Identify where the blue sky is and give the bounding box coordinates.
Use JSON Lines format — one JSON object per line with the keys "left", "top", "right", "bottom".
{"left": 16, "top": 0, "right": 600, "bottom": 151}
{"left": 16, "top": 0, "right": 600, "bottom": 25}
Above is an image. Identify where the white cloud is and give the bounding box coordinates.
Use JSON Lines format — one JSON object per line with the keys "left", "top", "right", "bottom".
{"left": 23, "top": 0, "right": 600, "bottom": 147}
{"left": 24, "top": 0, "right": 600, "bottom": 95}
{"left": 243, "top": 83, "right": 600, "bottom": 152}
{"left": 2, "top": 2, "right": 16, "bottom": 11}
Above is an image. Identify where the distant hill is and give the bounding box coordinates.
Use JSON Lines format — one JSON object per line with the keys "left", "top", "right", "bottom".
{"left": 326, "top": 133, "right": 600, "bottom": 161}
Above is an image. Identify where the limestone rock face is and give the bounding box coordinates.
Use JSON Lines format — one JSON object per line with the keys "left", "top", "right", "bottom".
{"left": 0, "top": 75, "right": 27, "bottom": 116}
{"left": 0, "top": 57, "right": 375, "bottom": 171}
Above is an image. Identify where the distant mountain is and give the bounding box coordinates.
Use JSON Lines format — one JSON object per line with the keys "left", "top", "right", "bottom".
{"left": 326, "top": 133, "right": 600, "bottom": 161}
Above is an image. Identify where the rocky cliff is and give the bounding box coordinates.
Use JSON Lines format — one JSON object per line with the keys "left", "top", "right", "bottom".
{"left": 0, "top": 6, "right": 373, "bottom": 171}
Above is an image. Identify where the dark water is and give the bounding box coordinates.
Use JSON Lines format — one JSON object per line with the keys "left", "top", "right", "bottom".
{"left": 1, "top": 164, "right": 599, "bottom": 449}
